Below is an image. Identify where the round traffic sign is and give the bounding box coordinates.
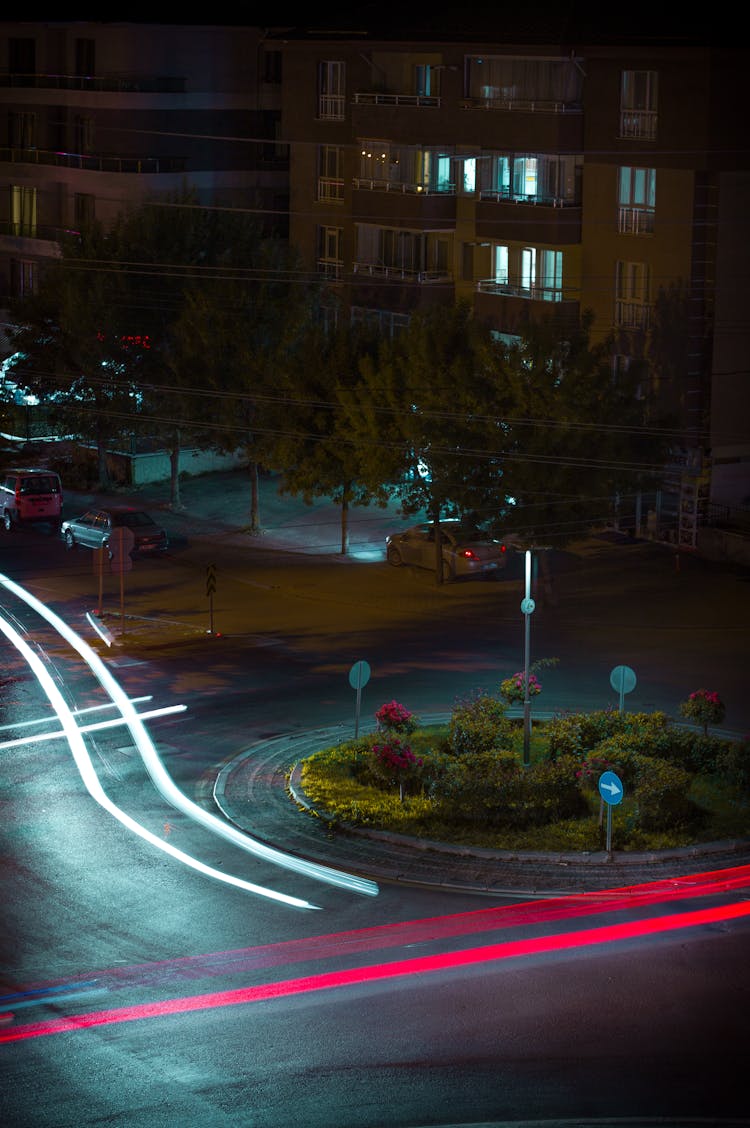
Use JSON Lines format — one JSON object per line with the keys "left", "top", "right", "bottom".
{"left": 610, "top": 664, "right": 636, "bottom": 695}
{"left": 348, "top": 660, "right": 371, "bottom": 690}
{"left": 598, "top": 770, "right": 624, "bottom": 805}
{"left": 520, "top": 597, "right": 536, "bottom": 615}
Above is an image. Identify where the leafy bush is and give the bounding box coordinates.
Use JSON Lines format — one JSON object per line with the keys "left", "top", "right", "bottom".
{"left": 448, "top": 691, "right": 511, "bottom": 756}
{"left": 374, "top": 699, "right": 417, "bottom": 736}
{"left": 632, "top": 758, "right": 698, "bottom": 832}
{"left": 714, "top": 738, "right": 750, "bottom": 790}
{"left": 679, "top": 689, "right": 726, "bottom": 736}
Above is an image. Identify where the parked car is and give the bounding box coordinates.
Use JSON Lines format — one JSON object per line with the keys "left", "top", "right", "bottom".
{"left": 385, "top": 521, "right": 513, "bottom": 581}
{"left": 0, "top": 467, "right": 63, "bottom": 532}
{"left": 61, "top": 506, "right": 169, "bottom": 556}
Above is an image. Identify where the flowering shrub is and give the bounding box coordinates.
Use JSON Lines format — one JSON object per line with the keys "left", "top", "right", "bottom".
{"left": 499, "top": 672, "right": 542, "bottom": 705}
{"left": 448, "top": 690, "right": 510, "bottom": 756}
{"left": 371, "top": 738, "right": 423, "bottom": 801}
{"left": 679, "top": 689, "right": 726, "bottom": 736}
{"left": 375, "top": 699, "right": 416, "bottom": 735}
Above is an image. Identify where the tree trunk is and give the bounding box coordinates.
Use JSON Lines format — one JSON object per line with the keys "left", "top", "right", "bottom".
{"left": 169, "top": 429, "right": 181, "bottom": 508}
{"left": 432, "top": 508, "right": 443, "bottom": 585}
{"left": 249, "top": 461, "right": 260, "bottom": 533}
{"left": 340, "top": 487, "right": 350, "bottom": 555}
{"left": 96, "top": 437, "right": 109, "bottom": 487}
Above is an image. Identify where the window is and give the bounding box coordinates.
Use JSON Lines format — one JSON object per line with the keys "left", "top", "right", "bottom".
{"left": 9, "top": 38, "right": 35, "bottom": 84}
{"left": 351, "top": 307, "right": 410, "bottom": 337}
{"left": 318, "top": 145, "right": 344, "bottom": 202}
{"left": 9, "top": 111, "right": 36, "bottom": 148}
{"left": 263, "top": 49, "right": 282, "bottom": 84}
{"left": 11, "top": 185, "right": 37, "bottom": 237}
{"left": 465, "top": 55, "right": 583, "bottom": 109}
{"left": 318, "top": 225, "right": 343, "bottom": 278}
{"left": 493, "top": 245, "right": 509, "bottom": 285}
{"left": 540, "top": 249, "right": 562, "bottom": 299}
{"left": 615, "top": 260, "right": 651, "bottom": 328}
{"left": 318, "top": 61, "right": 345, "bottom": 120}
{"left": 75, "top": 38, "right": 95, "bottom": 77}
{"left": 415, "top": 64, "right": 440, "bottom": 97}
{"left": 521, "top": 247, "right": 536, "bottom": 292}
{"left": 10, "top": 258, "right": 36, "bottom": 296}
{"left": 462, "top": 158, "right": 476, "bottom": 193}
{"left": 74, "top": 115, "right": 95, "bottom": 153}
{"left": 75, "top": 193, "right": 95, "bottom": 229}
{"left": 480, "top": 152, "right": 582, "bottom": 205}
{"left": 620, "top": 70, "right": 658, "bottom": 140}
{"left": 618, "top": 167, "right": 656, "bottom": 233}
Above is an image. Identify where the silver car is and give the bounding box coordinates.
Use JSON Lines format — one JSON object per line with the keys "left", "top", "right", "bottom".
{"left": 385, "top": 521, "right": 512, "bottom": 581}
{"left": 61, "top": 506, "right": 168, "bottom": 556}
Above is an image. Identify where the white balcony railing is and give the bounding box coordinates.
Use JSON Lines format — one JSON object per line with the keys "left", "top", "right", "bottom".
{"left": 618, "top": 206, "right": 655, "bottom": 234}
{"left": 317, "top": 178, "right": 345, "bottom": 203}
{"left": 615, "top": 300, "right": 652, "bottom": 329}
{"left": 318, "top": 95, "right": 345, "bottom": 120}
{"left": 619, "top": 110, "right": 657, "bottom": 140}
{"left": 353, "top": 177, "right": 455, "bottom": 195}
{"left": 317, "top": 260, "right": 343, "bottom": 279}
{"left": 477, "top": 279, "right": 564, "bottom": 302}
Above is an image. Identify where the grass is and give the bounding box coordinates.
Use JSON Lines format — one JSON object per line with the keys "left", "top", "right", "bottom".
{"left": 298, "top": 722, "right": 750, "bottom": 853}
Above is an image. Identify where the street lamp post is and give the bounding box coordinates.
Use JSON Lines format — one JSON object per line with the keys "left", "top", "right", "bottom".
{"left": 520, "top": 549, "right": 536, "bottom": 767}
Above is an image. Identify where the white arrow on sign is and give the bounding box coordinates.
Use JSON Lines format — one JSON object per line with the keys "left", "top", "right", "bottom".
{"left": 601, "top": 779, "right": 622, "bottom": 798}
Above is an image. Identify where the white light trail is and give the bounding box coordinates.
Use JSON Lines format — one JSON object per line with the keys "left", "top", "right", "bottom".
{"left": 0, "top": 696, "right": 153, "bottom": 733}
{"left": 0, "top": 704, "right": 187, "bottom": 750}
{"left": 0, "top": 574, "right": 379, "bottom": 900}
{"left": 0, "top": 582, "right": 316, "bottom": 910}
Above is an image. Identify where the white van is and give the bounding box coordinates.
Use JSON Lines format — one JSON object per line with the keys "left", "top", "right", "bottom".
{"left": 0, "top": 468, "right": 64, "bottom": 532}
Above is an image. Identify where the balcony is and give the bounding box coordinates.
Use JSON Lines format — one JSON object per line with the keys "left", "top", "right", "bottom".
{"left": 317, "top": 177, "right": 345, "bottom": 203}
{"left": 318, "top": 260, "right": 343, "bottom": 280}
{"left": 615, "top": 300, "right": 652, "bottom": 330}
{"left": 619, "top": 110, "right": 657, "bottom": 141}
{"left": 353, "top": 91, "right": 440, "bottom": 108}
{"left": 618, "top": 206, "right": 655, "bottom": 235}
{"left": 477, "top": 279, "right": 565, "bottom": 302}
{"left": 476, "top": 195, "right": 581, "bottom": 244}
{"left": 0, "top": 147, "right": 186, "bottom": 174}
{"left": 461, "top": 92, "right": 581, "bottom": 114}
{"left": 353, "top": 262, "right": 452, "bottom": 284}
{"left": 0, "top": 71, "right": 186, "bottom": 93}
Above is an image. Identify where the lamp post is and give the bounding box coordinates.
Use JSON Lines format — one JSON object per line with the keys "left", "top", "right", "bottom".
{"left": 520, "top": 549, "right": 536, "bottom": 767}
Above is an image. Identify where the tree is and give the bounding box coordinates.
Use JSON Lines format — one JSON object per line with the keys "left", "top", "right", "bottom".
{"left": 266, "top": 320, "right": 388, "bottom": 554}
{"left": 337, "top": 301, "right": 515, "bottom": 581}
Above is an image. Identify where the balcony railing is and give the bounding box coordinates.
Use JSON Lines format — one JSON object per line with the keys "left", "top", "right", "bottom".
{"left": 619, "top": 110, "right": 657, "bottom": 140}
{"left": 318, "top": 95, "right": 346, "bottom": 120}
{"left": 317, "top": 260, "right": 343, "bottom": 279}
{"left": 317, "top": 177, "right": 345, "bottom": 203}
{"left": 0, "top": 71, "right": 186, "bottom": 93}
{"left": 480, "top": 189, "right": 575, "bottom": 208}
{"left": 0, "top": 220, "right": 78, "bottom": 241}
{"left": 615, "top": 300, "right": 652, "bottom": 329}
{"left": 618, "top": 206, "right": 655, "bottom": 234}
{"left": 0, "top": 147, "right": 187, "bottom": 174}
{"left": 353, "top": 262, "right": 452, "bottom": 283}
{"left": 461, "top": 95, "right": 581, "bottom": 114}
{"left": 353, "top": 91, "right": 440, "bottom": 108}
{"left": 477, "top": 279, "right": 564, "bottom": 302}
{"left": 353, "top": 177, "right": 455, "bottom": 195}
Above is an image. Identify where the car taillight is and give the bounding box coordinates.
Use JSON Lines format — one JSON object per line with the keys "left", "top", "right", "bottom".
{"left": 461, "top": 549, "right": 478, "bottom": 560}
{"left": 500, "top": 543, "right": 507, "bottom": 553}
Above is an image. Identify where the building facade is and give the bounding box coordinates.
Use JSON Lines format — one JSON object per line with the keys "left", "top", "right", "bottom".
{"left": 1, "top": 20, "right": 748, "bottom": 546}
{"left": 275, "top": 27, "right": 749, "bottom": 543}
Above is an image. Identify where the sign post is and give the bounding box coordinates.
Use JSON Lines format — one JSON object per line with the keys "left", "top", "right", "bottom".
{"left": 108, "top": 527, "right": 134, "bottom": 637}
{"left": 520, "top": 549, "right": 536, "bottom": 767}
{"left": 610, "top": 664, "right": 636, "bottom": 714}
{"left": 206, "top": 563, "right": 217, "bottom": 635}
{"left": 598, "top": 769, "right": 624, "bottom": 854}
{"left": 348, "top": 660, "right": 371, "bottom": 738}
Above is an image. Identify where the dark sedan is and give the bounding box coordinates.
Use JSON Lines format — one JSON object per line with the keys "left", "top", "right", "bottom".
{"left": 61, "top": 506, "right": 169, "bottom": 556}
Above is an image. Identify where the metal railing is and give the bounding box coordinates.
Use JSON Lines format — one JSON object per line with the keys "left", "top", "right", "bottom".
{"left": 0, "top": 71, "right": 186, "bottom": 93}
{"left": 477, "top": 279, "right": 564, "bottom": 302}
{"left": 614, "top": 300, "right": 652, "bottom": 329}
{"left": 479, "top": 189, "right": 576, "bottom": 208}
{"left": 0, "top": 147, "right": 186, "bottom": 174}
{"left": 353, "top": 91, "right": 440, "bottom": 108}
{"left": 353, "top": 262, "right": 452, "bottom": 283}
{"left": 618, "top": 206, "right": 655, "bottom": 234}
{"left": 461, "top": 96, "right": 581, "bottom": 114}
{"left": 619, "top": 110, "right": 658, "bottom": 140}
{"left": 353, "top": 177, "right": 455, "bottom": 195}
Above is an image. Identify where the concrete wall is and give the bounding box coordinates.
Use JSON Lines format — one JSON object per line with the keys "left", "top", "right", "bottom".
{"left": 697, "top": 527, "right": 750, "bottom": 566}
{"left": 103, "top": 446, "right": 248, "bottom": 486}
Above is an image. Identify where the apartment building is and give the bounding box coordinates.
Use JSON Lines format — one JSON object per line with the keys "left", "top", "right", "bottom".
{"left": 1, "top": 19, "right": 747, "bottom": 548}
{"left": 275, "top": 26, "right": 749, "bottom": 545}
{"left": 0, "top": 19, "right": 287, "bottom": 329}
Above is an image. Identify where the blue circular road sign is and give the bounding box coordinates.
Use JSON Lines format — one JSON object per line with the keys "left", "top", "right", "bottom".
{"left": 598, "top": 770, "right": 624, "bottom": 806}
